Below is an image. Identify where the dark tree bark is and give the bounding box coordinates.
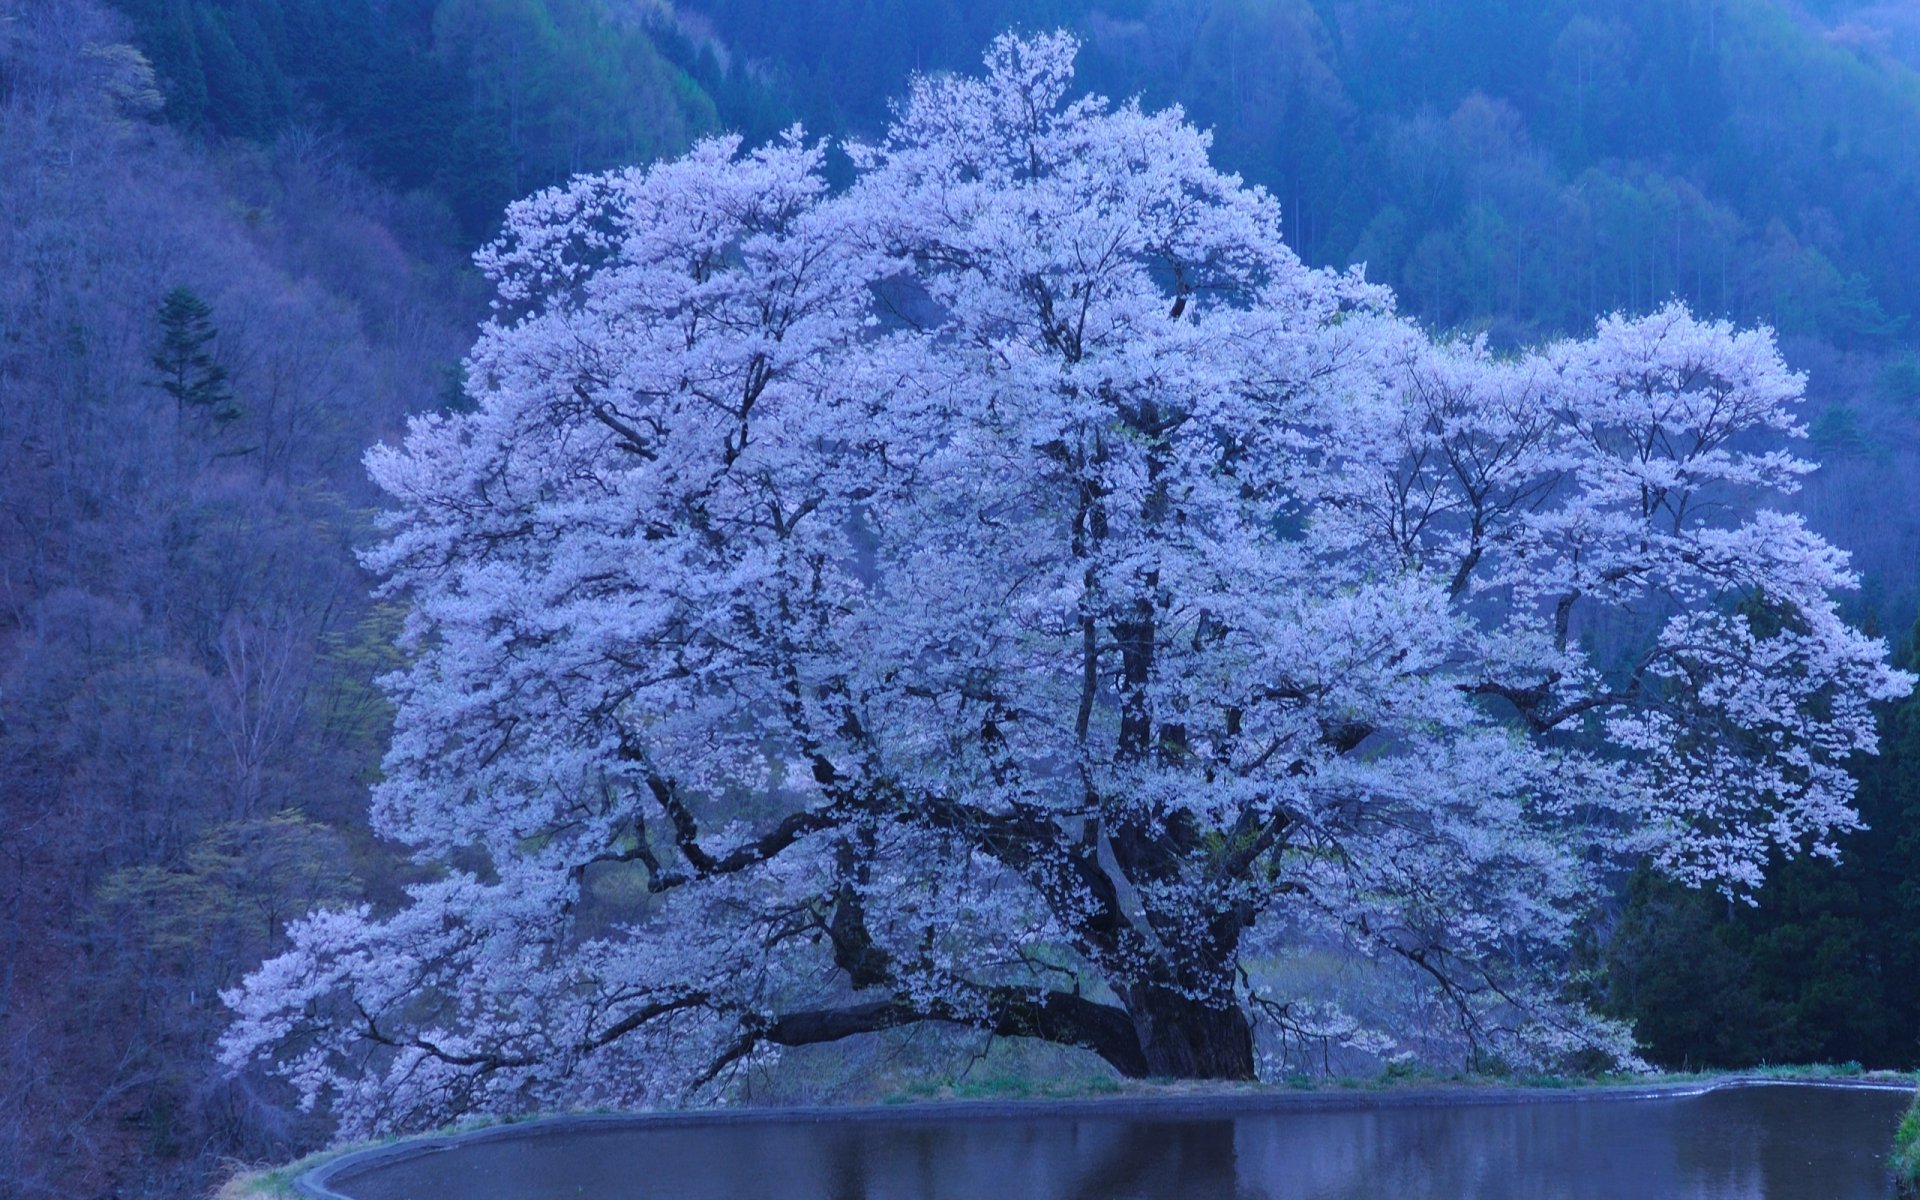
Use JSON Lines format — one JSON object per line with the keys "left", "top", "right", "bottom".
{"left": 1123, "top": 983, "right": 1257, "bottom": 1080}
{"left": 757, "top": 980, "right": 1256, "bottom": 1082}
{"left": 762, "top": 987, "right": 1154, "bottom": 1079}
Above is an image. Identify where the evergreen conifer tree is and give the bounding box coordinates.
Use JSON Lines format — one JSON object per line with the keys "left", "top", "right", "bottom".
{"left": 151, "top": 285, "right": 239, "bottom": 424}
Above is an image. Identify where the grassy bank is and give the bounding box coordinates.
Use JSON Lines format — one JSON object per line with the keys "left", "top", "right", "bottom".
{"left": 882, "top": 1059, "right": 1906, "bottom": 1104}
{"left": 217, "top": 1115, "right": 527, "bottom": 1199}
{"left": 1894, "top": 1088, "right": 1920, "bottom": 1198}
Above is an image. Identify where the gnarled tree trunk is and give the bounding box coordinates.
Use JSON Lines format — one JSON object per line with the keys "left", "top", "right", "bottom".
{"left": 1122, "top": 983, "right": 1256, "bottom": 1080}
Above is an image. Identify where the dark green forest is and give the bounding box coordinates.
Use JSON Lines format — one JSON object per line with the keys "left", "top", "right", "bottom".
{"left": 7, "top": 0, "right": 1920, "bottom": 1195}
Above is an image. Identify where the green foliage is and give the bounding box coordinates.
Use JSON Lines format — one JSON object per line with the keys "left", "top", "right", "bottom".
{"left": 310, "top": 601, "right": 407, "bottom": 763}
{"left": 1896, "top": 1089, "right": 1920, "bottom": 1198}
{"left": 1598, "top": 871, "right": 1767, "bottom": 1067}
{"left": 80, "top": 43, "right": 167, "bottom": 121}
{"left": 1809, "top": 404, "right": 1869, "bottom": 458}
{"left": 1880, "top": 355, "right": 1920, "bottom": 405}
{"left": 106, "top": 0, "right": 1920, "bottom": 358}
{"left": 1597, "top": 621, "right": 1920, "bottom": 1069}
{"left": 93, "top": 811, "right": 360, "bottom": 969}
{"left": 1598, "top": 853, "right": 1896, "bottom": 1070}
{"left": 151, "top": 285, "right": 239, "bottom": 424}
{"left": 685, "top": 0, "right": 1920, "bottom": 357}
{"left": 109, "top": 0, "right": 726, "bottom": 236}
{"left": 85, "top": 812, "right": 362, "bottom": 1163}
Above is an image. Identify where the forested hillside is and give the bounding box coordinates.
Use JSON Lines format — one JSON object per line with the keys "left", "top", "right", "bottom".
{"left": 8, "top": 0, "right": 1920, "bottom": 1196}
{"left": 0, "top": 3, "right": 476, "bottom": 1194}
{"left": 694, "top": 0, "right": 1913, "bottom": 334}
{"left": 97, "top": 0, "right": 780, "bottom": 234}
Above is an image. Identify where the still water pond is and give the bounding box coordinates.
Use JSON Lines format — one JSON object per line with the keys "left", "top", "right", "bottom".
{"left": 327, "top": 1083, "right": 1910, "bottom": 1200}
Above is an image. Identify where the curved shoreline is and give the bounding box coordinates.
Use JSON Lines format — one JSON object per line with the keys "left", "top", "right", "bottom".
{"left": 291, "top": 1074, "right": 1916, "bottom": 1200}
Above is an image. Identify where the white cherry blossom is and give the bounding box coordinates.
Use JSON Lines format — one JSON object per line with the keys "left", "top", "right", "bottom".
{"left": 222, "top": 33, "right": 1910, "bottom": 1135}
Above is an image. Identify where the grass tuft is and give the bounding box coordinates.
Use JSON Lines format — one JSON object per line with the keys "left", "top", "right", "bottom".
{"left": 1892, "top": 1088, "right": 1920, "bottom": 1198}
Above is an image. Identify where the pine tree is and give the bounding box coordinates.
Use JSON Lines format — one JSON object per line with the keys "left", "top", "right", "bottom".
{"left": 151, "top": 285, "right": 239, "bottom": 424}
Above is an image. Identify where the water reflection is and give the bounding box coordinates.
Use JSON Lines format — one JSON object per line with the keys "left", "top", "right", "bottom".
{"left": 335, "top": 1084, "right": 1908, "bottom": 1200}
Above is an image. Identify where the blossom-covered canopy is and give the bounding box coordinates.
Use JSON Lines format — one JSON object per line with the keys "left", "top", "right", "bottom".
{"left": 223, "top": 33, "right": 1909, "bottom": 1135}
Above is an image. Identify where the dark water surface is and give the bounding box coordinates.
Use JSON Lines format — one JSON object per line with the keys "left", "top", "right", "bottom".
{"left": 329, "top": 1083, "right": 1910, "bottom": 1200}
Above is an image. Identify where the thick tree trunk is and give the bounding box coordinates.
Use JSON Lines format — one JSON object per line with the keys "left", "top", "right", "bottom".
{"left": 759, "top": 981, "right": 1257, "bottom": 1082}
{"left": 764, "top": 986, "right": 1154, "bottom": 1079}
{"left": 1123, "top": 983, "right": 1256, "bottom": 1080}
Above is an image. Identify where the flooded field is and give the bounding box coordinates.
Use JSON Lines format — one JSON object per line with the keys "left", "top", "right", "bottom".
{"left": 317, "top": 1081, "right": 1913, "bottom": 1200}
